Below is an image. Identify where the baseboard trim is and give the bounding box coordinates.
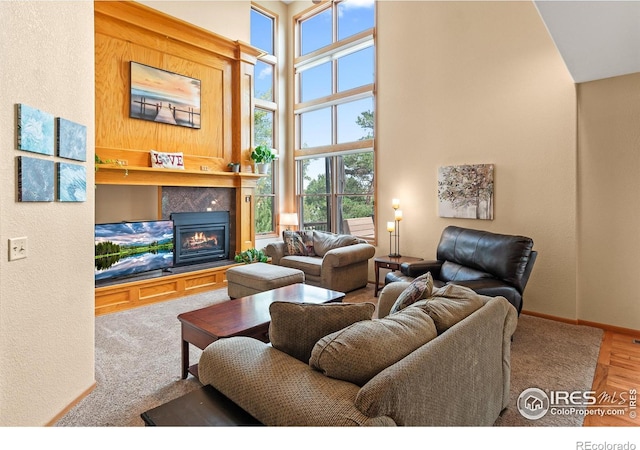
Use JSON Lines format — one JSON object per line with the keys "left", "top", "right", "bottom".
{"left": 575, "top": 319, "right": 640, "bottom": 338}
{"left": 46, "top": 381, "right": 96, "bottom": 426}
{"left": 521, "top": 310, "right": 578, "bottom": 325}
{"left": 521, "top": 310, "right": 640, "bottom": 338}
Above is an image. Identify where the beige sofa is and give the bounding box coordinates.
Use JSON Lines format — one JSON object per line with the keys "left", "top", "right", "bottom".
{"left": 198, "top": 282, "right": 518, "bottom": 426}
{"left": 264, "top": 230, "right": 375, "bottom": 293}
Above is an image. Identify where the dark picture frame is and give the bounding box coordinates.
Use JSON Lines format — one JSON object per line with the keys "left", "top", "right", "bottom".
{"left": 129, "top": 61, "right": 201, "bottom": 129}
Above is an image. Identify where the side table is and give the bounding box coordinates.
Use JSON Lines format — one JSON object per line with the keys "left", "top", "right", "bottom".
{"left": 374, "top": 255, "right": 424, "bottom": 297}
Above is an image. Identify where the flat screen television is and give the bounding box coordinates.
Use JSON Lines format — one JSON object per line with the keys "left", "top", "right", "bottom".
{"left": 95, "top": 220, "right": 174, "bottom": 283}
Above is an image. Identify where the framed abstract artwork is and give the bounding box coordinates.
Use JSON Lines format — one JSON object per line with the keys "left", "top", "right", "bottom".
{"left": 57, "top": 162, "right": 87, "bottom": 202}
{"left": 438, "top": 164, "right": 494, "bottom": 220}
{"left": 17, "top": 156, "right": 54, "bottom": 202}
{"left": 57, "top": 118, "right": 87, "bottom": 161}
{"left": 17, "top": 104, "right": 55, "bottom": 156}
{"left": 129, "top": 61, "right": 201, "bottom": 129}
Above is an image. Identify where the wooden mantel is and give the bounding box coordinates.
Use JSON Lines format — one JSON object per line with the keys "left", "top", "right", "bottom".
{"left": 94, "top": 2, "right": 262, "bottom": 314}
{"left": 95, "top": 163, "right": 263, "bottom": 188}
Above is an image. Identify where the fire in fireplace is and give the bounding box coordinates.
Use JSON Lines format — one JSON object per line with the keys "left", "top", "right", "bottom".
{"left": 170, "top": 211, "right": 230, "bottom": 267}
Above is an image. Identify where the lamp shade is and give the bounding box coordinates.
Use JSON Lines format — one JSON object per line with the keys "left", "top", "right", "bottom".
{"left": 279, "top": 213, "right": 299, "bottom": 228}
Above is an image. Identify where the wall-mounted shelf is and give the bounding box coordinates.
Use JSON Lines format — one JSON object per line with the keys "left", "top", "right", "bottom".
{"left": 95, "top": 164, "right": 263, "bottom": 188}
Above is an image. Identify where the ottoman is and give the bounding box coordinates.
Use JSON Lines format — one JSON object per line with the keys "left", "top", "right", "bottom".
{"left": 226, "top": 263, "right": 305, "bottom": 298}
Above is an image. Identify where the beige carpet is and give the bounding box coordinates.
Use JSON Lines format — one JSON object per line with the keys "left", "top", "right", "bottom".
{"left": 55, "top": 287, "right": 603, "bottom": 427}
{"left": 494, "top": 313, "right": 603, "bottom": 426}
{"left": 55, "top": 288, "right": 228, "bottom": 427}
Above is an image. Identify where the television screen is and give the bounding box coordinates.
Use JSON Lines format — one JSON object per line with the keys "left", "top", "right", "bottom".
{"left": 95, "top": 220, "right": 174, "bottom": 282}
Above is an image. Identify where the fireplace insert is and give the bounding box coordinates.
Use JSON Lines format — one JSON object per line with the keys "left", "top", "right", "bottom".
{"left": 171, "top": 211, "right": 230, "bottom": 267}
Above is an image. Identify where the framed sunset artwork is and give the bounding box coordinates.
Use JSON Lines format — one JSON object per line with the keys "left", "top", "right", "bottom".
{"left": 129, "top": 61, "right": 201, "bottom": 129}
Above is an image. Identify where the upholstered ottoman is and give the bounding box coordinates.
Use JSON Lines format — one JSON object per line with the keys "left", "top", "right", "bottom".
{"left": 226, "top": 263, "right": 305, "bottom": 298}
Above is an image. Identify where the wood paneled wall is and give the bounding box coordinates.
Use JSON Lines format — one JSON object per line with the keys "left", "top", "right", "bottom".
{"left": 94, "top": 1, "right": 261, "bottom": 172}
{"left": 93, "top": 2, "right": 263, "bottom": 314}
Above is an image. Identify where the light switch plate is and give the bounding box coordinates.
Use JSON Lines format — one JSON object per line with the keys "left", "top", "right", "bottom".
{"left": 9, "top": 237, "right": 27, "bottom": 261}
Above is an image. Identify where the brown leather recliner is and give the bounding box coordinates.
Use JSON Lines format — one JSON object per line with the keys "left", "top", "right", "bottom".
{"left": 384, "top": 226, "right": 537, "bottom": 314}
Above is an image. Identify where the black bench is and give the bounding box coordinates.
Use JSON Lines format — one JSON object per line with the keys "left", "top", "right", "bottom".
{"left": 141, "top": 385, "right": 262, "bottom": 426}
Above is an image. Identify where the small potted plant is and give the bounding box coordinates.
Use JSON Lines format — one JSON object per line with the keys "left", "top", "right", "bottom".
{"left": 227, "top": 162, "right": 240, "bottom": 173}
{"left": 250, "top": 145, "right": 277, "bottom": 174}
{"left": 95, "top": 154, "right": 128, "bottom": 176}
{"left": 234, "top": 248, "right": 268, "bottom": 264}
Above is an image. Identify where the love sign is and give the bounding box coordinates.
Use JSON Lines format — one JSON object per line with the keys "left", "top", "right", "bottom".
{"left": 150, "top": 150, "right": 185, "bottom": 170}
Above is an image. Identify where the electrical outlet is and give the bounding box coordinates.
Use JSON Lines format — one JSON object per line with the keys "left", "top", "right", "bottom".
{"left": 8, "top": 237, "right": 27, "bottom": 261}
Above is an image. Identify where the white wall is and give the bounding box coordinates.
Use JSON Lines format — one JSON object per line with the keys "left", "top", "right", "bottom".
{"left": 140, "top": 1, "right": 250, "bottom": 43}
{"left": 95, "top": 185, "right": 160, "bottom": 223}
{"left": 577, "top": 73, "right": 640, "bottom": 331}
{"left": 376, "top": 1, "right": 578, "bottom": 319}
{"left": 0, "top": 1, "right": 95, "bottom": 426}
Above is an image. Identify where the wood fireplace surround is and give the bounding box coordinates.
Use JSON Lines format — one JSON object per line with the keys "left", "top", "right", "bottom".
{"left": 94, "top": 2, "right": 262, "bottom": 315}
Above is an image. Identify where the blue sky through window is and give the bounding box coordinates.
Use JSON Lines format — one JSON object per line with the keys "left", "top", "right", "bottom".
{"left": 255, "top": 60, "right": 273, "bottom": 100}
{"left": 338, "top": 0, "right": 375, "bottom": 40}
{"left": 251, "top": 1, "right": 375, "bottom": 187}
{"left": 299, "top": 0, "right": 374, "bottom": 147}
{"left": 250, "top": 8, "right": 273, "bottom": 55}
{"left": 338, "top": 46, "right": 374, "bottom": 92}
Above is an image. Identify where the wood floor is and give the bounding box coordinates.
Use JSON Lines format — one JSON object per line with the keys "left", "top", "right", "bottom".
{"left": 583, "top": 331, "right": 640, "bottom": 426}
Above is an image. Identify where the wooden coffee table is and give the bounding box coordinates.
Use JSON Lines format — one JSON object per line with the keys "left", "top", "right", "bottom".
{"left": 178, "top": 283, "right": 345, "bottom": 379}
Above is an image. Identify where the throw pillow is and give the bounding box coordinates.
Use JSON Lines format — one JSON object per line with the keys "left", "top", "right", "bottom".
{"left": 412, "top": 284, "right": 485, "bottom": 334}
{"left": 312, "top": 231, "right": 359, "bottom": 257}
{"left": 149, "top": 150, "right": 185, "bottom": 170}
{"left": 282, "top": 230, "right": 315, "bottom": 256}
{"left": 309, "top": 306, "right": 437, "bottom": 386}
{"left": 389, "top": 272, "right": 434, "bottom": 315}
{"left": 268, "top": 301, "right": 375, "bottom": 363}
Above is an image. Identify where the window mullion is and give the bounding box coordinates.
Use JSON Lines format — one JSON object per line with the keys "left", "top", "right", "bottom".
{"left": 294, "top": 30, "right": 374, "bottom": 72}
{"left": 295, "top": 85, "right": 373, "bottom": 115}
{"left": 332, "top": 58, "right": 338, "bottom": 147}
{"left": 332, "top": 1, "right": 338, "bottom": 46}
{"left": 255, "top": 98, "right": 277, "bottom": 111}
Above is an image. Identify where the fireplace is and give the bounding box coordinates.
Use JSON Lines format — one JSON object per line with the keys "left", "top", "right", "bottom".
{"left": 170, "top": 211, "right": 230, "bottom": 267}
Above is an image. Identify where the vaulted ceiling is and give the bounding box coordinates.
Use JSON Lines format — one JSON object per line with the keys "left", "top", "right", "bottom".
{"left": 534, "top": 0, "right": 640, "bottom": 83}
{"left": 280, "top": 1, "right": 640, "bottom": 83}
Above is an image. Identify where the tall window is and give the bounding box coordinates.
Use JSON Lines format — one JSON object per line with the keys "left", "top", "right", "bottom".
{"left": 295, "top": 0, "right": 375, "bottom": 240}
{"left": 251, "top": 6, "right": 278, "bottom": 235}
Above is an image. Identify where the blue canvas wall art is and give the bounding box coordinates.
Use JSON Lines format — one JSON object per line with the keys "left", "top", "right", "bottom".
{"left": 57, "top": 118, "right": 87, "bottom": 161}
{"left": 57, "top": 162, "right": 87, "bottom": 202}
{"left": 17, "top": 104, "right": 55, "bottom": 155}
{"left": 17, "top": 156, "right": 54, "bottom": 202}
